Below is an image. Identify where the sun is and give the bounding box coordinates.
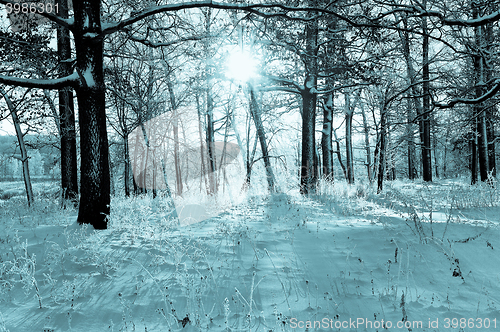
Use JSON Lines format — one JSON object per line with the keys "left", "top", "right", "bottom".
{"left": 226, "top": 49, "right": 258, "bottom": 82}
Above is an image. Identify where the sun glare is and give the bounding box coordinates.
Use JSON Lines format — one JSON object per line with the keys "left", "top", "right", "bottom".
{"left": 226, "top": 49, "right": 257, "bottom": 82}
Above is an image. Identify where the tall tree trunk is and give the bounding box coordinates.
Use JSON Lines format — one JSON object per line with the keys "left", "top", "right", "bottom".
{"left": 321, "top": 93, "right": 334, "bottom": 181}
{"left": 399, "top": 14, "right": 421, "bottom": 180}
{"left": 442, "top": 125, "right": 450, "bottom": 178}
{"left": 487, "top": 110, "right": 496, "bottom": 177}
{"left": 345, "top": 93, "right": 355, "bottom": 184}
{"left": 249, "top": 86, "right": 276, "bottom": 192}
{"left": 332, "top": 126, "right": 347, "bottom": 179}
{"left": 471, "top": 128, "right": 479, "bottom": 184}
{"left": 206, "top": 87, "right": 217, "bottom": 194}
{"left": 301, "top": 87, "right": 318, "bottom": 194}
{"left": 300, "top": 2, "right": 319, "bottom": 194}
{"left": 167, "top": 81, "right": 183, "bottom": 196}
{"left": 377, "top": 107, "right": 387, "bottom": 194}
{"left": 0, "top": 88, "right": 34, "bottom": 206}
{"left": 406, "top": 96, "right": 418, "bottom": 180}
{"left": 473, "top": 2, "right": 490, "bottom": 182}
{"left": 195, "top": 93, "right": 209, "bottom": 193}
{"left": 432, "top": 119, "right": 439, "bottom": 178}
{"left": 421, "top": 1, "right": 432, "bottom": 182}
{"left": 387, "top": 127, "right": 396, "bottom": 181}
{"left": 123, "top": 132, "right": 131, "bottom": 196}
{"left": 57, "top": 0, "right": 79, "bottom": 206}
{"left": 485, "top": 18, "right": 496, "bottom": 178}
{"left": 74, "top": 0, "right": 110, "bottom": 229}
{"left": 360, "top": 101, "right": 373, "bottom": 182}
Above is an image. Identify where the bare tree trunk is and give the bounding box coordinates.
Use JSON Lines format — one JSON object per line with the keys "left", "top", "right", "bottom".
{"left": 321, "top": 93, "right": 334, "bottom": 181}
{"left": 387, "top": 127, "right": 396, "bottom": 181}
{"left": 487, "top": 111, "right": 496, "bottom": 177}
{"left": 433, "top": 123, "right": 439, "bottom": 178}
{"left": 471, "top": 115, "right": 479, "bottom": 184}
{"left": 360, "top": 101, "right": 373, "bottom": 182}
{"left": 344, "top": 93, "right": 355, "bottom": 184}
{"left": 377, "top": 107, "right": 387, "bottom": 194}
{"left": 399, "top": 14, "right": 420, "bottom": 180}
{"left": 473, "top": 2, "right": 490, "bottom": 182}
{"left": 0, "top": 88, "right": 34, "bottom": 206}
{"left": 249, "top": 86, "right": 276, "bottom": 192}
{"left": 406, "top": 96, "right": 418, "bottom": 180}
{"left": 206, "top": 87, "right": 217, "bottom": 194}
{"left": 196, "top": 93, "right": 208, "bottom": 192}
{"left": 123, "top": 132, "right": 131, "bottom": 196}
{"left": 57, "top": 0, "right": 78, "bottom": 206}
{"left": 243, "top": 114, "right": 258, "bottom": 189}
{"left": 300, "top": 0, "right": 319, "bottom": 195}
{"left": 332, "top": 126, "right": 347, "bottom": 179}
{"left": 74, "top": 0, "right": 110, "bottom": 229}
{"left": 442, "top": 125, "right": 450, "bottom": 178}
{"left": 167, "top": 81, "right": 183, "bottom": 196}
{"left": 421, "top": 1, "right": 432, "bottom": 182}
{"left": 485, "top": 18, "right": 496, "bottom": 178}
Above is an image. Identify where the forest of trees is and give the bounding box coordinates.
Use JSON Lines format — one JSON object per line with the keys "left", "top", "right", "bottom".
{"left": 0, "top": 0, "right": 499, "bottom": 229}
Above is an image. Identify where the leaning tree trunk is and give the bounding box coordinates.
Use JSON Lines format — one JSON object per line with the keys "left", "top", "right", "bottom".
{"left": 57, "top": 0, "right": 79, "bottom": 206}
{"left": 249, "top": 86, "right": 276, "bottom": 192}
{"left": 74, "top": 0, "right": 110, "bottom": 229}
{"left": 0, "top": 88, "right": 34, "bottom": 206}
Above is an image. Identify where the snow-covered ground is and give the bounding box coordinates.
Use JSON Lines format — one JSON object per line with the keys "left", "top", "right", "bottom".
{"left": 1, "top": 179, "right": 499, "bottom": 331}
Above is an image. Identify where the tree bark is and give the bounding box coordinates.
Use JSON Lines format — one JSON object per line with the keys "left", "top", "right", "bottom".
{"left": 167, "top": 81, "right": 183, "bottom": 196}
{"left": 399, "top": 15, "right": 420, "bottom": 180}
{"left": 206, "top": 87, "right": 217, "bottom": 194}
{"left": 321, "top": 93, "right": 334, "bottom": 181}
{"left": 344, "top": 93, "right": 355, "bottom": 184}
{"left": 360, "top": 100, "right": 373, "bottom": 182}
{"left": 74, "top": 0, "right": 110, "bottom": 229}
{"left": 0, "top": 88, "right": 34, "bottom": 206}
{"left": 249, "top": 85, "right": 276, "bottom": 192}
{"left": 471, "top": 118, "right": 478, "bottom": 184}
{"left": 332, "top": 125, "right": 347, "bottom": 179}
{"left": 300, "top": 1, "right": 319, "bottom": 194}
{"left": 123, "top": 132, "right": 131, "bottom": 196}
{"left": 473, "top": 2, "right": 490, "bottom": 182}
{"left": 57, "top": 0, "right": 79, "bottom": 206}
{"left": 485, "top": 18, "right": 496, "bottom": 178}
{"left": 421, "top": 1, "right": 433, "bottom": 182}
{"left": 377, "top": 107, "right": 387, "bottom": 194}
{"left": 195, "top": 93, "right": 209, "bottom": 193}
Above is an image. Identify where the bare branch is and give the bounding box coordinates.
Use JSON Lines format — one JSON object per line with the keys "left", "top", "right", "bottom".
{"left": 434, "top": 79, "right": 500, "bottom": 108}
{"left": 101, "top": 1, "right": 356, "bottom": 36}
{"left": 127, "top": 34, "right": 209, "bottom": 48}
{"left": 0, "top": 72, "right": 80, "bottom": 89}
